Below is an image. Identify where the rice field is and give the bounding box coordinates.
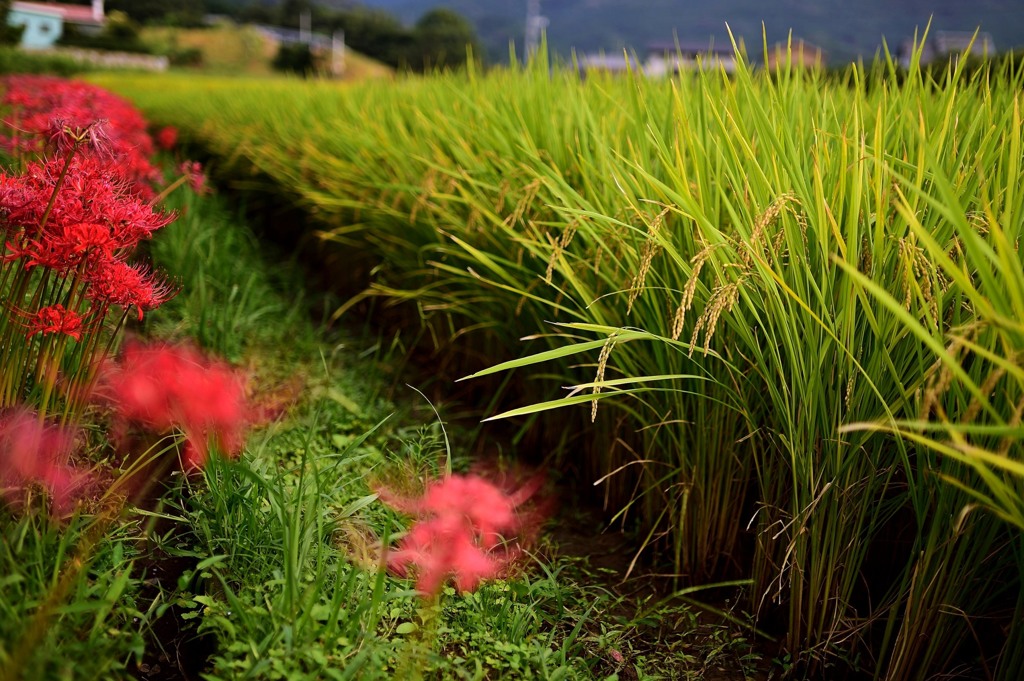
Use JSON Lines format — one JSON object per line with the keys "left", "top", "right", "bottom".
{"left": 91, "top": 50, "right": 1024, "bottom": 679}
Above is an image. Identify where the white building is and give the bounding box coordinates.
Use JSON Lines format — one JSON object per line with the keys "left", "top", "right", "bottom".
{"left": 8, "top": 1, "right": 105, "bottom": 49}
{"left": 643, "top": 40, "right": 739, "bottom": 77}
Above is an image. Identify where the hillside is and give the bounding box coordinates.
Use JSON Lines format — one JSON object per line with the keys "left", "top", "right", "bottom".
{"left": 141, "top": 22, "right": 392, "bottom": 79}
{"left": 358, "top": 0, "right": 1024, "bottom": 64}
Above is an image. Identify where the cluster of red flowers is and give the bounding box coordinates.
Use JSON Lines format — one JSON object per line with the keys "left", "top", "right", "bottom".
{"left": 1, "top": 154, "right": 177, "bottom": 321}
{"left": 0, "top": 77, "right": 249, "bottom": 517}
{"left": 378, "top": 470, "right": 548, "bottom": 596}
{"left": 26, "top": 303, "right": 85, "bottom": 341}
{"left": 97, "top": 342, "right": 250, "bottom": 470}
{"left": 1, "top": 75, "right": 161, "bottom": 196}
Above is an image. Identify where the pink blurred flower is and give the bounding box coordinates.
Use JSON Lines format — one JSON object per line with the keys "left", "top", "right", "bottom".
{"left": 0, "top": 408, "right": 89, "bottom": 515}
{"left": 378, "top": 471, "right": 549, "bottom": 597}
{"left": 96, "top": 342, "right": 249, "bottom": 470}
{"left": 178, "top": 160, "right": 207, "bottom": 195}
{"left": 388, "top": 515, "right": 503, "bottom": 595}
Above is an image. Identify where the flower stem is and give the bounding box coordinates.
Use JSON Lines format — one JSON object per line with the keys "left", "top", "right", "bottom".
{"left": 37, "top": 143, "right": 80, "bottom": 232}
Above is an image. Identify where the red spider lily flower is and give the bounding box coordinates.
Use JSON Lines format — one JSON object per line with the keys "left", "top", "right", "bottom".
{"left": 60, "top": 222, "right": 117, "bottom": 256}
{"left": 9, "top": 235, "right": 81, "bottom": 273}
{"left": 96, "top": 342, "right": 250, "bottom": 470}
{"left": 156, "top": 126, "right": 177, "bottom": 151}
{"left": 102, "top": 192, "right": 177, "bottom": 246}
{"left": 0, "top": 158, "right": 65, "bottom": 238}
{"left": 0, "top": 156, "right": 176, "bottom": 257}
{"left": 26, "top": 304, "right": 85, "bottom": 341}
{"left": 4, "top": 219, "right": 119, "bottom": 278}
{"left": 85, "top": 257, "right": 177, "bottom": 320}
{"left": 179, "top": 161, "right": 208, "bottom": 195}
{"left": 0, "top": 407, "right": 90, "bottom": 516}
{"left": 43, "top": 112, "right": 111, "bottom": 157}
{"left": 377, "top": 472, "right": 548, "bottom": 596}
{"left": 0, "top": 75, "right": 161, "bottom": 194}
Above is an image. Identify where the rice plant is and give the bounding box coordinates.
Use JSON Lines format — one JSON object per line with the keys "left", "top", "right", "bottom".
{"left": 90, "top": 43, "right": 1024, "bottom": 677}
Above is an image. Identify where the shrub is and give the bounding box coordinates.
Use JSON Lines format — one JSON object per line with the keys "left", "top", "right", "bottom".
{"left": 0, "top": 47, "right": 88, "bottom": 76}
{"left": 272, "top": 42, "right": 314, "bottom": 76}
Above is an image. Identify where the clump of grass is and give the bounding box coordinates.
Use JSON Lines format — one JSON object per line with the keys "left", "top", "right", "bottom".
{"left": 143, "top": 185, "right": 316, "bottom": 363}
{"left": 0, "top": 509, "right": 149, "bottom": 680}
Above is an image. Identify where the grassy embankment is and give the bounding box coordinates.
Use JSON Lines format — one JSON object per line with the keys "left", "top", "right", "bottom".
{"left": 90, "top": 50, "right": 1024, "bottom": 679}
{"left": 140, "top": 22, "right": 393, "bottom": 80}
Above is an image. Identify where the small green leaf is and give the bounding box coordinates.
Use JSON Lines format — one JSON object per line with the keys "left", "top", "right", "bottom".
{"left": 338, "top": 493, "right": 379, "bottom": 519}
{"left": 481, "top": 389, "right": 645, "bottom": 421}
{"left": 327, "top": 388, "right": 363, "bottom": 416}
{"left": 196, "top": 555, "right": 228, "bottom": 571}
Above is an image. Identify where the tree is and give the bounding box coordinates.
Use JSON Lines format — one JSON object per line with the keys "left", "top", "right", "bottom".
{"left": 325, "top": 8, "right": 414, "bottom": 69}
{"left": 60, "top": 10, "right": 152, "bottom": 53}
{"left": 106, "top": 0, "right": 206, "bottom": 26}
{"left": 272, "top": 41, "right": 315, "bottom": 77}
{"left": 411, "top": 8, "right": 480, "bottom": 71}
{"left": 278, "top": 0, "right": 315, "bottom": 24}
{"left": 0, "top": 0, "right": 24, "bottom": 45}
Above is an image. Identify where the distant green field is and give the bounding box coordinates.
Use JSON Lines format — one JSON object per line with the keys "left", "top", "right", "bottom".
{"left": 92, "top": 56, "right": 1024, "bottom": 679}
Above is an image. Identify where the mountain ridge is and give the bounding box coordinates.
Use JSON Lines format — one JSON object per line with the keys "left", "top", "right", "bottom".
{"left": 355, "top": 0, "right": 1024, "bottom": 64}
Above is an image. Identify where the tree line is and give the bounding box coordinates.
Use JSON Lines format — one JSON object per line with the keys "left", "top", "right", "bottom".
{"left": 103, "top": 0, "right": 481, "bottom": 71}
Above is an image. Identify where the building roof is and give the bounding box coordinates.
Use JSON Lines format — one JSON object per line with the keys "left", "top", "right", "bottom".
{"left": 896, "top": 30, "right": 996, "bottom": 67}
{"left": 12, "top": 2, "right": 104, "bottom": 26}
{"left": 646, "top": 40, "right": 736, "bottom": 57}
{"left": 767, "top": 39, "right": 827, "bottom": 69}
{"left": 254, "top": 24, "right": 333, "bottom": 50}
{"left": 578, "top": 52, "right": 641, "bottom": 72}
{"left": 933, "top": 30, "right": 995, "bottom": 56}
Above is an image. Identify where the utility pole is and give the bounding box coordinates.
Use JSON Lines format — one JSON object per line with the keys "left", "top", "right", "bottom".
{"left": 332, "top": 30, "right": 346, "bottom": 77}
{"left": 525, "top": 0, "right": 548, "bottom": 56}
{"left": 299, "top": 9, "right": 311, "bottom": 44}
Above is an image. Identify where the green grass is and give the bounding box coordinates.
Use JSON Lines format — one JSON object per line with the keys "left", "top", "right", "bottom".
{"left": 166, "top": 403, "right": 599, "bottom": 681}
{"left": 86, "top": 45, "right": 1024, "bottom": 678}
{"left": 142, "top": 185, "right": 317, "bottom": 363}
{"left": 0, "top": 510, "right": 148, "bottom": 679}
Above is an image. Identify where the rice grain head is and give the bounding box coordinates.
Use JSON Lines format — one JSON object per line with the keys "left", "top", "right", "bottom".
{"left": 627, "top": 208, "right": 670, "bottom": 314}
{"left": 690, "top": 280, "right": 742, "bottom": 356}
{"left": 544, "top": 231, "right": 561, "bottom": 284}
{"left": 504, "top": 179, "right": 543, "bottom": 230}
{"left": 742, "top": 193, "right": 798, "bottom": 269}
{"left": 592, "top": 331, "right": 620, "bottom": 421}
{"left": 671, "top": 240, "right": 723, "bottom": 341}
{"left": 410, "top": 169, "right": 438, "bottom": 223}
